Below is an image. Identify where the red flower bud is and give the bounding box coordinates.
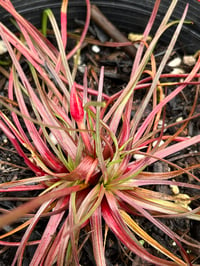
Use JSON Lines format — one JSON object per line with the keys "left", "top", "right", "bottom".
{"left": 70, "top": 82, "right": 84, "bottom": 123}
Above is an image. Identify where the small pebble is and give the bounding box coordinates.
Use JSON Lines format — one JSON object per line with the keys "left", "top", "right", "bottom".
{"left": 133, "top": 154, "right": 145, "bottom": 160}
{"left": 183, "top": 55, "right": 196, "bottom": 66}
{"left": 158, "top": 120, "right": 167, "bottom": 132}
{"left": 176, "top": 117, "right": 183, "bottom": 122}
{"left": 78, "top": 63, "right": 86, "bottom": 73}
{"left": 91, "top": 45, "right": 100, "bottom": 53}
{"left": 170, "top": 184, "right": 179, "bottom": 195}
{"left": 3, "top": 136, "right": 8, "bottom": 144}
{"left": 152, "top": 139, "right": 164, "bottom": 147}
{"left": 0, "top": 40, "right": 7, "bottom": 55}
{"left": 170, "top": 68, "right": 185, "bottom": 75}
{"left": 167, "top": 57, "right": 181, "bottom": 67}
{"left": 49, "top": 133, "right": 58, "bottom": 145}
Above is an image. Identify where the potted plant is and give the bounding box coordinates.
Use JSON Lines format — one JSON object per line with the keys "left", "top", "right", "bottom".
{"left": 0, "top": 0, "right": 200, "bottom": 265}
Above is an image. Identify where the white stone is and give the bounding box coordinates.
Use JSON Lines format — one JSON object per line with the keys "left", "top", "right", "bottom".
{"left": 49, "top": 133, "right": 58, "bottom": 145}
{"left": 78, "top": 64, "right": 86, "bottom": 73}
{"left": 152, "top": 139, "right": 164, "bottom": 147}
{"left": 157, "top": 120, "right": 167, "bottom": 132}
{"left": 183, "top": 55, "right": 196, "bottom": 66}
{"left": 170, "top": 68, "right": 185, "bottom": 75}
{"left": 0, "top": 40, "right": 7, "bottom": 55}
{"left": 167, "top": 57, "right": 181, "bottom": 67}
{"left": 176, "top": 117, "right": 183, "bottom": 122}
{"left": 170, "top": 184, "right": 179, "bottom": 195}
{"left": 133, "top": 154, "right": 145, "bottom": 160}
{"left": 91, "top": 45, "right": 100, "bottom": 53}
{"left": 3, "top": 137, "right": 8, "bottom": 143}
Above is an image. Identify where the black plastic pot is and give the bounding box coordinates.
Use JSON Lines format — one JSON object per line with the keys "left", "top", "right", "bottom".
{"left": 0, "top": 0, "right": 200, "bottom": 53}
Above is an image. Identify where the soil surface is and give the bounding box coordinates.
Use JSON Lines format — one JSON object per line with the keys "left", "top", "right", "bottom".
{"left": 0, "top": 21, "right": 200, "bottom": 265}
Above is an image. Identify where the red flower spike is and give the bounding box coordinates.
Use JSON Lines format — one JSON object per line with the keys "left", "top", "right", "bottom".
{"left": 70, "top": 82, "right": 84, "bottom": 123}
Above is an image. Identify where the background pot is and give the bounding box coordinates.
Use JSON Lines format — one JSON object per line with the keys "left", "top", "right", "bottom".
{"left": 0, "top": 0, "right": 200, "bottom": 53}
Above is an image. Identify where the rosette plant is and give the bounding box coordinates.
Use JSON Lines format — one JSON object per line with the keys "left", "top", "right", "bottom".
{"left": 0, "top": 0, "right": 200, "bottom": 265}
